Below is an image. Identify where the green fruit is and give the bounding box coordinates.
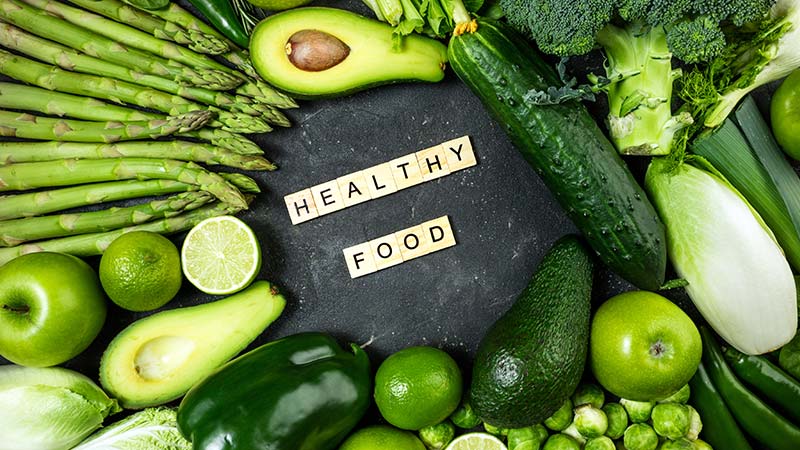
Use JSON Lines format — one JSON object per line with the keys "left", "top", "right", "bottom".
{"left": 100, "top": 281, "right": 285, "bottom": 408}
{"left": 339, "top": 425, "right": 426, "bottom": 450}
{"left": 771, "top": 69, "right": 800, "bottom": 160}
{"left": 374, "top": 346, "right": 463, "bottom": 430}
{"left": 0, "top": 252, "right": 106, "bottom": 367}
{"left": 470, "top": 236, "right": 593, "bottom": 428}
{"left": 246, "top": 0, "right": 312, "bottom": 10}
{"left": 250, "top": 7, "right": 447, "bottom": 99}
{"left": 590, "top": 291, "right": 702, "bottom": 401}
{"left": 100, "top": 231, "right": 181, "bottom": 311}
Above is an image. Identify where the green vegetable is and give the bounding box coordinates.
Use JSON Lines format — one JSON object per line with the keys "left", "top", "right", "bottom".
{"left": 651, "top": 403, "right": 691, "bottom": 440}
{"left": 772, "top": 69, "right": 800, "bottom": 159}
{"left": 0, "top": 191, "right": 213, "bottom": 246}
{"left": 620, "top": 399, "right": 655, "bottom": 423}
{"left": 419, "top": 421, "right": 455, "bottom": 450}
{"left": 723, "top": 344, "right": 800, "bottom": 423}
{"left": 177, "top": 333, "right": 371, "bottom": 450}
{"left": 685, "top": 405, "right": 702, "bottom": 440}
{"left": 483, "top": 423, "right": 509, "bottom": 436}
{"left": 218, "top": 173, "right": 261, "bottom": 194}
{"left": 448, "top": 19, "right": 666, "bottom": 290}
{"left": 0, "top": 201, "right": 244, "bottom": 265}
{"left": 470, "top": 236, "right": 593, "bottom": 428}
{"left": 688, "top": 361, "right": 753, "bottom": 450}
{"left": 584, "top": 436, "right": 615, "bottom": 450}
{"left": 122, "top": 0, "right": 168, "bottom": 10}
{"left": 573, "top": 405, "right": 608, "bottom": 438}
{"left": 658, "top": 439, "right": 697, "bottom": 450}
{"left": 572, "top": 384, "right": 605, "bottom": 409}
{"left": 508, "top": 426, "right": 546, "bottom": 450}
{"left": 187, "top": 0, "right": 249, "bottom": 48}
{"left": 360, "top": 0, "right": 479, "bottom": 48}
{"left": 601, "top": 402, "right": 627, "bottom": 439}
{"left": 623, "top": 424, "right": 659, "bottom": 450}
{"left": 544, "top": 398, "right": 574, "bottom": 431}
{"left": 645, "top": 157, "right": 797, "bottom": 355}
{"left": 659, "top": 384, "right": 690, "bottom": 404}
{"left": 779, "top": 333, "right": 800, "bottom": 379}
{"left": 68, "top": 0, "right": 228, "bottom": 55}
{"left": 72, "top": 408, "right": 190, "bottom": 450}
{"left": 690, "top": 96, "right": 800, "bottom": 273}
{"left": 450, "top": 400, "right": 482, "bottom": 429}
{"left": 0, "top": 0, "right": 240, "bottom": 90}
{"left": 700, "top": 327, "right": 800, "bottom": 449}
{"left": 560, "top": 423, "right": 585, "bottom": 445}
{"left": 0, "top": 365, "right": 120, "bottom": 450}
{"left": 542, "top": 434, "right": 580, "bottom": 450}
{"left": 694, "top": 439, "right": 713, "bottom": 450}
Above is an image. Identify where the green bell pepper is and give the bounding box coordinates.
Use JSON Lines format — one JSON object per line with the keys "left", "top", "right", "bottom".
{"left": 177, "top": 332, "right": 371, "bottom": 450}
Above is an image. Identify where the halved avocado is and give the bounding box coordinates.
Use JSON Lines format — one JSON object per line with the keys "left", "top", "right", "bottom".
{"left": 250, "top": 7, "right": 448, "bottom": 98}
{"left": 99, "top": 281, "right": 285, "bottom": 409}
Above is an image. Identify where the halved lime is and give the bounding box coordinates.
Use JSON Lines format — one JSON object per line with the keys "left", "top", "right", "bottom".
{"left": 445, "top": 433, "right": 507, "bottom": 450}
{"left": 181, "top": 216, "right": 261, "bottom": 295}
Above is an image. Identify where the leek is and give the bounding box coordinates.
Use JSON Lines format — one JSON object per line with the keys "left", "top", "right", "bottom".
{"left": 691, "top": 95, "right": 800, "bottom": 272}
{"left": 645, "top": 157, "right": 797, "bottom": 355}
{"left": 0, "top": 365, "right": 120, "bottom": 450}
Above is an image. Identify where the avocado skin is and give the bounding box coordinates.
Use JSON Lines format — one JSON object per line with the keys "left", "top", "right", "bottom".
{"left": 470, "top": 235, "right": 593, "bottom": 428}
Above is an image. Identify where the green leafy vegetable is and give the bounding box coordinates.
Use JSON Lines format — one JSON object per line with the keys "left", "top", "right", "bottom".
{"left": 72, "top": 408, "right": 190, "bottom": 450}
{"left": 0, "top": 365, "right": 120, "bottom": 450}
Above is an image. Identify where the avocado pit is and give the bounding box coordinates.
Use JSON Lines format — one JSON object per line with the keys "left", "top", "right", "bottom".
{"left": 286, "top": 29, "right": 350, "bottom": 72}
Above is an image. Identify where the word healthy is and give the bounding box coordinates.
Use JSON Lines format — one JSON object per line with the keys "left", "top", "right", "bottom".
{"left": 284, "top": 135, "right": 476, "bottom": 224}
{"left": 343, "top": 216, "right": 457, "bottom": 278}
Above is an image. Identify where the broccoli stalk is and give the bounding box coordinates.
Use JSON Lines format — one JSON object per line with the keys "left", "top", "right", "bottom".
{"left": 598, "top": 22, "right": 693, "bottom": 155}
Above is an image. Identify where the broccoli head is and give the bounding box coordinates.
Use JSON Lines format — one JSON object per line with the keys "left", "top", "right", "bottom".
{"left": 666, "top": 16, "right": 727, "bottom": 63}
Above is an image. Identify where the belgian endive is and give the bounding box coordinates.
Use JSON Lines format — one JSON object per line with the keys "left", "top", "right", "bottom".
{"left": 645, "top": 157, "right": 797, "bottom": 355}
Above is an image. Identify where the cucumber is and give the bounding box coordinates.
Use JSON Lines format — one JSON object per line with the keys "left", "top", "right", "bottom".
{"left": 448, "top": 20, "right": 666, "bottom": 290}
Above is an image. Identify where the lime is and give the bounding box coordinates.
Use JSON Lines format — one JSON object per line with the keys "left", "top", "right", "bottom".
{"left": 339, "top": 425, "right": 426, "bottom": 450}
{"left": 445, "top": 433, "right": 507, "bottom": 450}
{"left": 99, "top": 231, "right": 182, "bottom": 311}
{"left": 374, "top": 346, "right": 463, "bottom": 430}
{"left": 181, "top": 216, "right": 261, "bottom": 295}
{"left": 246, "top": 0, "right": 313, "bottom": 11}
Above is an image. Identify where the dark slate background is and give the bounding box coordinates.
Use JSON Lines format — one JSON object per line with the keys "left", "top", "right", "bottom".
{"left": 0, "top": 0, "right": 777, "bottom": 413}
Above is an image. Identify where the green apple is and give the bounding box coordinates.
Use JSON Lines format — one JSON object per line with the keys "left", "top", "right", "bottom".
{"left": 590, "top": 291, "right": 701, "bottom": 401}
{"left": 0, "top": 253, "right": 107, "bottom": 367}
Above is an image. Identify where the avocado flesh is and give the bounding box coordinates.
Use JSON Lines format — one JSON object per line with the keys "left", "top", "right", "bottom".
{"left": 250, "top": 7, "right": 448, "bottom": 99}
{"left": 99, "top": 281, "right": 286, "bottom": 409}
{"left": 470, "top": 236, "right": 593, "bottom": 428}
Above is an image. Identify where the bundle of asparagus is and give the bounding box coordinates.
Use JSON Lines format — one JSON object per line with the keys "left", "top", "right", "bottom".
{"left": 0, "top": 0, "right": 296, "bottom": 265}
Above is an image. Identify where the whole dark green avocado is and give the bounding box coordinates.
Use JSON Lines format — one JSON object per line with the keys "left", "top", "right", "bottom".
{"left": 470, "top": 235, "right": 593, "bottom": 428}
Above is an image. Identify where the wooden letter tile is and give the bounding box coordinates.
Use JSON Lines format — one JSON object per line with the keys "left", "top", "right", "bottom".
{"left": 421, "top": 216, "right": 457, "bottom": 251}
{"left": 369, "top": 233, "right": 404, "bottom": 270}
{"left": 336, "top": 171, "right": 372, "bottom": 207}
{"left": 394, "top": 225, "right": 431, "bottom": 261}
{"left": 343, "top": 242, "right": 377, "bottom": 278}
{"left": 310, "top": 180, "right": 345, "bottom": 216}
{"left": 442, "top": 135, "right": 477, "bottom": 172}
{"left": 284, "top": 189, "right": 318, "bottom": 225}
{"left": 362, "top": 162, "right": 398, "bottom": 199}
{"left": 390, "top": 153, "right": 424, "bottom": 191}
{"left": 416, "top": 145, "right": 451, "bottom": 181}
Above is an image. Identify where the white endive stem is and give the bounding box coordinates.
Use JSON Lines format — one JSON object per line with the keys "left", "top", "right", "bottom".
{"left": 646, "top": 159, "right": 797, "bottom": 355}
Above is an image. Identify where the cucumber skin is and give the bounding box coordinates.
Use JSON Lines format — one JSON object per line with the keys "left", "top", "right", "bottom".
{"left": 448, "top": 20, "right": 666, "bottom": 290}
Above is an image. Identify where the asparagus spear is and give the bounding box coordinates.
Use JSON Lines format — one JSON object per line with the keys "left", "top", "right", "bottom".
{"left": 0, "top": 158, "right": 248, "bottom": 209}
{"left": 0, "top": 180, "right": 198, "bottom": 220}
{"left": 0, "top": 50, "right": 270, "bottom": 134}
{"left": 0, "top": 190, "right": 215, "bottom": 246}
{"left": 0, "top": 201, "right": 244, "bottom": 265}
{"left": 0, "top": 24, "right": 278, "bottom": 115}
{"left": 219, "top": 172, "right": 262, "bottom": 193}
{"left": 0, "top": 141, "right": 277, "bottom": 170}
{"left": 0, "top": 0, "right": 240, "bottom": 90}
{"left": 183, "top": 129, "right": 263, "bottom": 155}
{"left": 67, "top": 0, "right": 229, "bottom": 55}
{"left": 0, "top": 109, "right": 211, "bottom": 142}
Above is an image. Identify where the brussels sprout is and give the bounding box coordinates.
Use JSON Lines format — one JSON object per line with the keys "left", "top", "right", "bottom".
{"left": 693, "top": 439, "right": 713, "bottom": 450}
{"left": 620, "top": 399, "right": 655, "bottom": 423}
{"left": 450, "top": 400, "right": 482, "bottom": 429}
{"left": 533, "top": 424, "right": 549, "bottom": 443}
{"left": 484, "top": 422, "right": 509, "bottom": 436}
{"left": 544, "top": 398, "right": 574, "bottom": 431}
{"left": 623, "top": 423, "right": 659, "bottom": 450}
{"left": 419, "top": 420, "right": 455, "bottom": 450}
{"left": 561, "top": 423, "right": 586, "bottom": 445}
{"left": 651, "top": 403, "right": 691, "bottom": 439}
{"left": 658, "top": 438, "right": 696, "bottom": 449}
{"left": 542, "top": 433, "right": 581, "bottom": 450}
{"left": 573, "top": 384, "right": 605, "bottom": 409}
{"left": 573, "top": 404, "right": 608, "bottom": 438}
{"left": 508, "top": 425, "right": 546, "bottom": 450}
{"left": 684, "top": 405, "right": 702, "bottom": 441}
{"left": 584, "top": 435, "right": 616, "bottom": 450}
{"left": 658, "top": 385, "right": 691, "bottom": 404}
{"left": 602, "top": 402, "right": 628, "bottom": 439}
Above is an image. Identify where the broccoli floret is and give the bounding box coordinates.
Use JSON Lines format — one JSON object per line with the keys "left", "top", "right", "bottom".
{"left": 617, "top": 0, "right": 650, "bottom": 22}
{"left": 667, "top": 17, "right": 727, "bottom": 63}
{"left": 645, "top": 0, "right": 692, "bottom": 26}
{"left": 693, "top": 0, "right": 775, "bottom": 26}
